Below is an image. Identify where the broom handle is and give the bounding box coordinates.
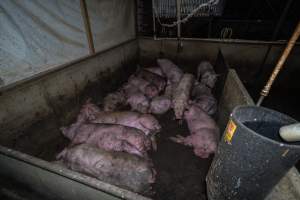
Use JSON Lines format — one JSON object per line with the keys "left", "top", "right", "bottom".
{"left": 257, "top": 21, "right": 300, "bottom": 106}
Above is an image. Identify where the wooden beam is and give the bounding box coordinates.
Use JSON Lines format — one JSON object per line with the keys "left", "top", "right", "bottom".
{"left": 80, "top": 0, "right": 95, "bottom": 54}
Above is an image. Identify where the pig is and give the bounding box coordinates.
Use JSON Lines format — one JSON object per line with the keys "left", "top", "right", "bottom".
{"left": 191, "top": 81, "right": 217, "bottom": 115}
{"left": 103, "top": 90, "right": 126, "bottom": 111}
{"left": 91, "top": 111, "right": 161, "bottom": 150}
{"left": 91, "top": 111, "right": 161, "bottom": 136}
{"left": 157, "top": 59, "right": 183, "bottom": 85}
{"left": 149, "top": 96, "right": 172, "bottom": 115}
{"left": 57, "top": 144, "right": 155, "bottom": 193}
{"left": 197, "top": 61, "right": 218, "bottom": 89}
{"left": 192, "top": 95, "right": 217, "bottom": 116}
{"left": 77, "top": 99, "right": 102, "bottom": 122}
{"left": 60, "top": 100, "right": 102, "bottom": 139}
{"left": 135, "top": 69, "right": 166, "bottom": 93}
{"left": 191, "top": 81, "right": 212, "bottom": 98}
{"left": 122, "top": 82, "right": 150, "bottom": 113}
{"left": 170, "top": 105, "right": 219, "bottom": 158}
{"left": 127, "top": 76, "right": 159, "bottom": 98}
{"left": 68, "top": 123, "right": 152, "bottom": 157}
{"left": 144, "top": 67, "right": 165, "bottom": 77}
{"left": 126, "top": 92, "right": 150, "bottom": 114}
{"left": 172, "top": 73, "right": 195, "bottom": 119}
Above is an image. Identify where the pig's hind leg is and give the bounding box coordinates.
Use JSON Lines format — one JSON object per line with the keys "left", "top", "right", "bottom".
{"left": 169, "top": 135, "right": 191, "bottom": 146}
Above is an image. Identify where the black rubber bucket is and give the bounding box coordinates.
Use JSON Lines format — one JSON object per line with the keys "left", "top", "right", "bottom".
{"left": 206, "top": 105, "right": 300, "bottom": 200}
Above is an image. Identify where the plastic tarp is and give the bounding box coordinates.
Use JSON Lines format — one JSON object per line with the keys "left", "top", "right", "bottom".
{"left": 0, "top": 0, "right": 135, "bottom": 87}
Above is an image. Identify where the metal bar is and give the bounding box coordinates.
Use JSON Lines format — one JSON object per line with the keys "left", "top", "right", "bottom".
{"left": 144, "top": 36, "right": 300, "bottom": 45}
{"left": 176, "top": 0, "right": 181, "bottom": 40}
{"left": 257, "top": 21, "right": 300, "bottom": 106}
{"left": 152, "top": 0, "right": 156, "bottom": 38}
{"left": 80, "top": 0, "right": 95, "bottom": 54}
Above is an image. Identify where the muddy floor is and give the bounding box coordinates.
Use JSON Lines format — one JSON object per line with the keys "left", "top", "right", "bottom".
{"left": 151, "top": 111, "right": 213, "bottom": 200}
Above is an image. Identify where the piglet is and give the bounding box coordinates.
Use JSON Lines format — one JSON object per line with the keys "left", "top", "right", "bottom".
{"left": 170, "top": 105, "right": 219, "bottom": 158}
{"left": 172, "top": 73, "right": 195, "bottom": 119}
{"left": 69, "top": 123, "right": 152, "bottom": 157}
{"left": 197, "top": 61, "right": 218, "bottom": 89}
{"left": 57, "top": 144, "right": 155, "bottom": 193}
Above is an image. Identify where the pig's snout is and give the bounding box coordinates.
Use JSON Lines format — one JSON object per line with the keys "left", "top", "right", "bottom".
{"left": 145, "top": 84, "right": 159, "bottom": 98}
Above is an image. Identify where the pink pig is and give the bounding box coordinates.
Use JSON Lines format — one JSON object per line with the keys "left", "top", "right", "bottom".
{"left": 170, "top": 105, "right": 219, "bottom": 158}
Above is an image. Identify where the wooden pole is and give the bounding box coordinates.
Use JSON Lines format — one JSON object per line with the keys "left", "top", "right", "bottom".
{"left": 256, "top": 21, "right": 300, "bottom": 106}
{"left": 80, "top": 0, "right": 95, "bottom": 54}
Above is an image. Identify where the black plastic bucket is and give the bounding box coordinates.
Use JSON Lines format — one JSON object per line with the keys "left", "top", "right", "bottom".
{"left": 206, "top": 105, "right": 300, "bottom": 200}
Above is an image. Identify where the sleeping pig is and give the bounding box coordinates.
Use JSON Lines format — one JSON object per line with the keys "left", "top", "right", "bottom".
{"left": 68, "top": 123, "right": 152, "bottom": 157}
{"left": 57, "top": 144, "right": 155, "bottom": 193}
{"left": 170, "top": 105, "right": 219, "bottom": 158}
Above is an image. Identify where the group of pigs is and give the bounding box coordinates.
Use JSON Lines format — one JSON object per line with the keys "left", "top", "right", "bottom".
{"left": 54, "top": 59, "right": 220, "bottom": 194}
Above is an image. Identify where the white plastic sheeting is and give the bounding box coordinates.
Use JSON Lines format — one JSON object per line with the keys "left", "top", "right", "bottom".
{"left": 87, "top": 0, "right": 135, "bottom": 52}
{"left": 0, "top": 0, "right": 135, "bottom": 87}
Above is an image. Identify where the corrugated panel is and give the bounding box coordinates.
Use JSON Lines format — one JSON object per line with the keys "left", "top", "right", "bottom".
{"left": 154, "top": 0, "right": 225, "bottom": 18}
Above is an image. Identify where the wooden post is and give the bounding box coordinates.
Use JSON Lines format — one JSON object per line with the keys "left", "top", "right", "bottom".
{"left": 80, "top": 0, "right": 95, "bottom": 54}
{"left": 257, "top": 21, "right": 300, "bottom": 106}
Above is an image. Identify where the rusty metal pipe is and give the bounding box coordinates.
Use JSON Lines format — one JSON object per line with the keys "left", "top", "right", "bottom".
{"left": 257, "top": 21, "right": 300, "bottom": 106}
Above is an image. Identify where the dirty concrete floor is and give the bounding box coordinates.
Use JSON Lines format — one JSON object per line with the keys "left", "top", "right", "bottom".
{"left": 151, "top": 111, "right": 212, "bottom": 200}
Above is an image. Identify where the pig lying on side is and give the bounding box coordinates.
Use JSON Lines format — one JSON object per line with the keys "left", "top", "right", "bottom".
{"left": 57, "top": 144, "right": 156, "bottom": 193}
{"left": 91, "top": 111, "right": 161, "bottom": 136}
{"left": 62, "top": 123, "right": 152, "bottom": 157}
{"left": 91, "top": 111, "right": 161, "bottom": 150}
{"left": 170, "top": 105, "right": 219, "bottom": 158}
{"left": 197, "top": 61, "right": 218, "bottom": 89}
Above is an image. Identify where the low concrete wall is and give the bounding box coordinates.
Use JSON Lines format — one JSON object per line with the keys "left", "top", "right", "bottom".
{"left": 139, "top": 37, "right": 300, "bottom": 89}
{"left": 0, "top": 40, "right": 138, "bottom": 143}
